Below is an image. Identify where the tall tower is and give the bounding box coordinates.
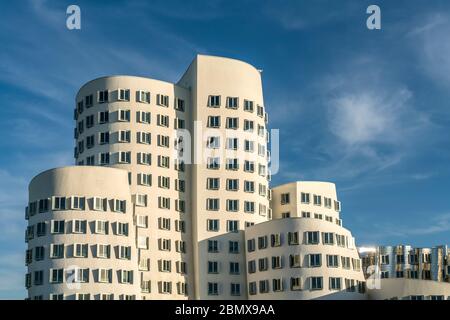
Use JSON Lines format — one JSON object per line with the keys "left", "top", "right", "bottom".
{"left": 178, "top": 55, "right": 271, "bottom": 299}
{"left": 72, "top": 55, "right": 270, "bottom": 299}
{"left": 74, "top": 75, "right": 193, "bottom": 299}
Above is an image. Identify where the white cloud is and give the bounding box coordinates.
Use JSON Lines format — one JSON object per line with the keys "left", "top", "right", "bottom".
{"left": 410, "top": 13, "right": 450, "bottom": 87}
{"left": 328, "top": 89, "right": 412, "bottom": 146}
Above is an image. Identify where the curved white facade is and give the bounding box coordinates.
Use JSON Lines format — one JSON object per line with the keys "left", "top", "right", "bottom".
{"left": 244, "top": 182, "right": 367, "bottom": 300}
{"left": 71, "top": 55, "right": 270, "bottom": 299}
{"left": 178, "top": 55, "right": 270, "bottom": 299}
{"left": 25, "top": 166, "right": 139, "bottom": 300}
{"left": 75, "top": 75, "right": 193, "bottom": 299}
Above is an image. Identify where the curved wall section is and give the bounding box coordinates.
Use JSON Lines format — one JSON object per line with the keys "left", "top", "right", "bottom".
{"left": 25, "top": 166, "right": 139, "bottom": 300}
{"left": 74, "top": 76, "right": 192, "bottom": 299}
{"left": 245, "top": 218, "right": 366, "bottom": 300}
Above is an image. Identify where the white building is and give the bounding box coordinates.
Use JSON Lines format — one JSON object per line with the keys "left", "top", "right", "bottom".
{"left": 26, "top": 55, "right": 270, "bottom": 300}
{"left": 26, "top": 166, "right": 139, "bottom": 300}
{"left": 26, "top": 54, "right": 449, "bottom": 300}
{"left": 245, "top": 182, "right": 367, "bottom": 300}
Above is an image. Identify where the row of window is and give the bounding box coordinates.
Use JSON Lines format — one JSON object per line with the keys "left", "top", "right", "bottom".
{"left": 247, "top": 277, "right": 366, "bottom": 295}
{"left": 26, "top": 268, "right": 135, "bottom": 288}
{"left": 205, "top": 157, "right": 268, "bottom": 176}
{"left": 26, "top": 244, "right": 133, "bottom": 262}
{"left": 75, "top": 111, "right": 267, "bottom": 139}
{"left": 27, "top": 237, "right": 189, "bottom": 264}
{"left": 379, "top": 270, "right": 434, "bottom": 280}
{"left": 205, "top": 219, "right": 252, "bottom": 232}
{"left": 26, "top": 197, "right": 126, "bottom": 218}
{"left": 205, "top": 199, "right": 269, "bottom": 215}
{"left": 367, "top": 253, "right": 435, "bottom": 265}
{"left": 31, "top": 293, "right": 137, "bottom": 300}
{"left": 280, "top": 192, "right": 341, "bottom": 212}
{"left": 75, "top": 111, "right": 186, "bottom": 136}
{"left": 280, "top": 211, "right": 342, "bottom": 226}
{"left": 75, "top": 90, "right": 184, "bottom": 116}
{"left": 26, "top": 220, "right": 131, "bottom": 241}
{"left": 247, "top": 231, "right": 353, "bottom": 251}
{"left": 207, "top": 282, "right": 242, "bottom": 296}
{"left": 247, "top": 254, "right": 361, "bottom": 272}
{"left": 206, "top": 95, "right": 267, "bottom": 120}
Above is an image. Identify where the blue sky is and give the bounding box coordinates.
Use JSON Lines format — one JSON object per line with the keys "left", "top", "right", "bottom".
{"left": 1, "top": 0, "right": 450, "bottom": 298}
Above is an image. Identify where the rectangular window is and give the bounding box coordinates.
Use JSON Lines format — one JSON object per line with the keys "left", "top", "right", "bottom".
{"left": 207, "top": 219, "right": 219, "bottom": 232}
{"left": 116, "top": 222, "right": 129, "bottom": 236}
{"left": 99, "top": 111, "right": 109, "bottom": 124}
{"left": 208, "top": 282, "right": 219, "bottom": 295}
{"left": 289, "top": 254, "right": 301, "bottom": 268}
{"left": 98, "top": 268, "right": 112, "bottom": 283}
{"left": 227, "top": 220, "right": 239, "bottom": 232}
{"left": 244, "top": 99, "right": 254, "bottom": 112}
{"left": 206, "top": 136, "right": 220, "bottom": 149}
{"left": 137, "top": 90, "right": 150, "bottom": 103}
{"left": 157, "top": 114, "right": 169, "bottom": 127}
{"left": 281, "top": 193, "right": 290, "bottom": 205}
{"left": 118, "top": 246, "right": 131, "bottom": 260}
{"left": 158, "top": 155, "right": 170, "bottom": 168}
{"left": 118, "top": 89, "right": 130, "bottom": 101}
{"left": 97, "top": 244, "right": 110, "bottom": 259}
{"left": 175, "top": 98, "right": 185, "bottom": 111}
{"left": 329, "top": 277, "right": 341, "bottom": 290}
{"left": 120, "top": 270, "right": 133, "bottom": 284}
{"left": 226, "top": 97, "right": 239, "bottom": 109}
{"left": 207, "top": 95, "right": 221, "bottom": 107}
{"left": 113, "top": 199, "right": 126, "bottom": 213}
{"left": 50, "top": 244, "right": 64, "bottom": 259}
{"left": 35, "top": 246, "right": 44, "bottom": 261}
{"left": 226, "top": 199, "right": 239, "bottom": 212}
{"left": 118, "top": 109, "right": 131, "bottom": 122}
{"left": 229, "top": 241, "right": 239, "bottom": 254}
{"left": 52, "top": 197, "right": 66, "bottom": 210}
{"left": 98, "top": 90, "right": 109, "bottom": 103}
{"left": 159, "top": 260, "right": 171, "bottom": 272}
{"left": 226, "top": 158, "right": 239, "bottom": 170}
{"left": 226, "top": 117, "right": 239, "bottom": 129}
{"left": 49, "top": 268, "right": 64, "bottom": 284}
{"left": 137, "top": 111, "right": 151, "bottom": 124}
{"left": 85, "top": 94, "right": 93, "bottom": 107}
{"left": 305, "top": 231, "right": 320, "bottom": 244}
{"left": 207, "top": 157, "right": 220, "bottom": 169}
{"left": 244, "top": 201, "right": 255, "bottom": 213}
{"left": 70, "top": 197, "right": 86, "bottom": 210}
{"left": 138, "top": 173, "right": 152, "bottom": 186}
{"left": 207, "top": 116, "right": 220, "bottom": 128}
{"left": 229, "top": 262, "right": 240, "bottom": 274}
{"left": 118, "top": 151, "right": 131, "bottom": 164}
{"left": 310, "top": 277, "right": 323, "bottom": 290}
{"left": 118, "top": 130, "right": 131, "bottom": 143}
{"left": 137, "top": 152, "right": 151, "bottom": 165}
{"left": 327, "top": 254, "right": 339, "bottom": 268}
{"left": 309, "top": 254, "right": 322, "bottom": 267}
{"left": 158, "top": 197, "right": 170, "bottom": 209}
{"left": 36, "top": 222, "right": 46, "bottom": 237}
{"left": 157, "top": 94, "right": 169, "bottom": 107}
{"left": 208, "top": 240, "right": 219, "bottom": 253}
{"left": 322, "top": 232, "right": 334, "bottom": 245}
{"left": 301, "top": 192, "right": 310, "bottom": 204}
{"left": 72, "top": 220, "right": 86, "bottom": 234}
{"left": 247, "top": 239, "right": 255, "bottom": 252}
{"left": 272, "top": 256, "right": 283, "bottom": 269}
{"left": 99, "top": 152, "right": 110, "bottom": 165}
{"left": 258, "top": 236, "right": 268, "bottom": 249}
{"left": 73, "top": 243, "right": 88, "bottom": 258}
